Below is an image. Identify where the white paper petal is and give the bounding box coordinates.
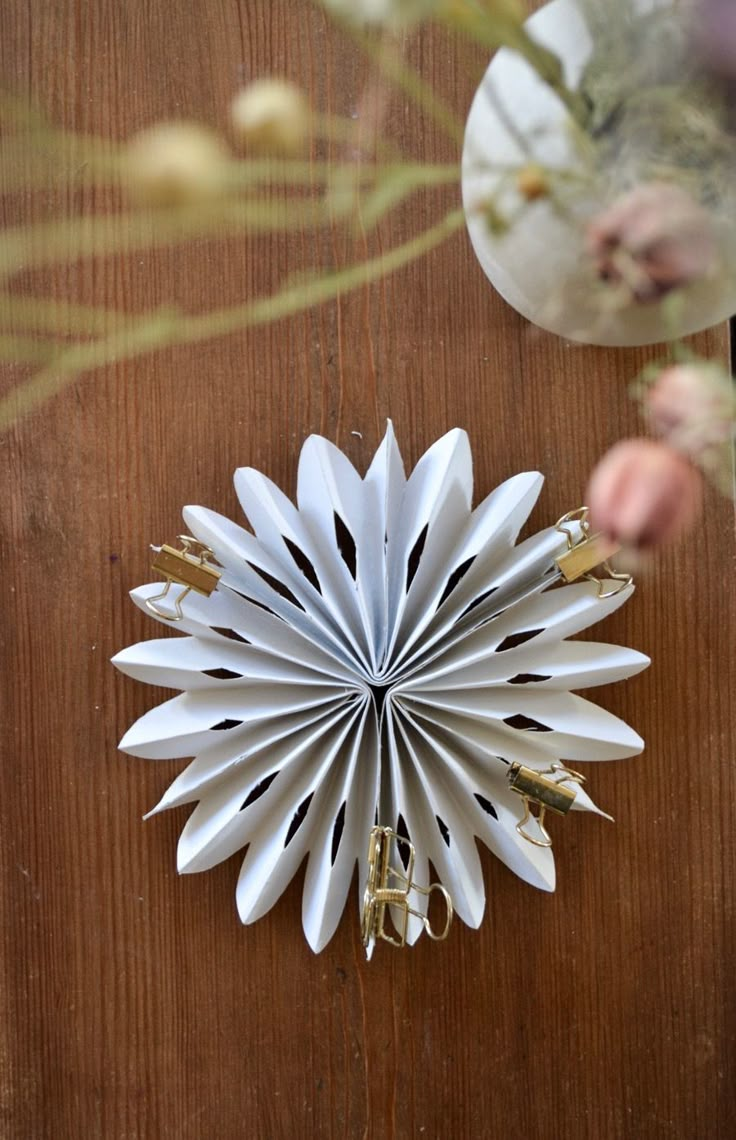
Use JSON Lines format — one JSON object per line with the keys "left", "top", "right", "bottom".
{"left": 404, "top": 640, "right": 650, "bottom": 692}
{"left": 393, "top": 710, "right": 487, "bottom": 928}
{"left": 112, "top": 636, "right": 354, "bottom": 691}
{"left": 382, "top": 705, "right": 431, "bottom": 945}
{"left": 147, "top": 704, "right": 349, "bottom": 814}
{"left": 301, "top": 707, "right": 380, "bottom": 952}
{"left": 389, "top": 471, "right": 544, "bottom": 671}
{"left": 234, "top": 708, "right": 364, "bottom": 925}
{"left": 296, "top": 435, "right": 380, "bottom": 668}
{"left": 119, "top": 685, "right": 355, "bottom": 759}
{"left": 403, "top": 689, "right": 644, "bottom": 760}
{"left": 391, "top": 523, "right": 572, "bottom": 681}
{"left": 177, "top": 704, "right": 363, "bottom": 873}
{"left": 233, "top": 467, "right": 373, "bottom": 667}
{"left": 385, "top": 429, "right": 473, "bottom": 647}
{"left": 400, "top": 708, "right": 556, "bottom": 890}
{"left": 362, "top": 422, "right": 405, "bottom": 666}
{"left": 568, "top": 781, "right": 614, "bottom": 820}
{"left": 114, "top": 428, "right": 648, "bottom": 951}
{"left": 183, "top": 505, "right": 363, "bottom": 668}
{"left": 128, "top": 582, "right": 361, "bottom": 684}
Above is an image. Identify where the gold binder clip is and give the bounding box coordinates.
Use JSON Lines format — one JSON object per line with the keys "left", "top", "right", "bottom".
{"left": 146, "top": 536, "right": 221, "bottom": 621}
{"left": 555, "top": 507, "right": 632, "bottom": 599}
{"left": 361, "top": 826, "right": 453, "bottom": 955}
{"left": 507, "top": 762, "right": 586, "bottom": 848}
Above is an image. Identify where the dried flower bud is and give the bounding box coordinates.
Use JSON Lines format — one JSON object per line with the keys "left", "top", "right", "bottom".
{"left": 646, "top": 363, "right": 736, "bottom": 456}
{"left": 482, "top": 200, "right": 509, "bottom": 236}
{"left": 516, "top": 164, "right": 549, "bottom": 202}
{"left": 587, "top": 439, "right": 702, "bottom": 549}
{"left": 695, "top": 0, "right": 736, "bottom": 80}
{"left": 231, "top": 79, "right": 309, "bottom": 155}
{"left": 125, "top": 122, "right": 230, "bottom": 207}
{"left": 586, "top": 183, "right": 716, "bottom": 302}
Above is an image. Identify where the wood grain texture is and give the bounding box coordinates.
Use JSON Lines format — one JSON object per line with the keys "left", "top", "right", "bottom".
{"left": 1, "top": 2, "right": 734, "bottom": 1137}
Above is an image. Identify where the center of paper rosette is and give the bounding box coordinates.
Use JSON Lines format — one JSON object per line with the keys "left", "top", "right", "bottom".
{"left": 367, "top": 681, "right": 390, "bottom": 716}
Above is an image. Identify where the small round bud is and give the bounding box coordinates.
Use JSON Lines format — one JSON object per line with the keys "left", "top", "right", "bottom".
{"left": 695, "top": 0, "right": 736, "bottom": 80}
{"left": 477, "top": 199, "right": 509, "bottom": 237}
{"left": 231, "top": 79, "right": 309, "bottom": 155}
{"left": 516, "top": 164, "right": 549, "bottom": 202}
{"left": 586, "top": 182, "right": 716, "bottom": 302}
{"left": 587, "top": 439, "right": 702, "bottom": 549}
{"left": 646, "top": 363, "right": 735, "bottom": 456}
{"left": 125, "top": 122, "right": 230, "bottom": 207}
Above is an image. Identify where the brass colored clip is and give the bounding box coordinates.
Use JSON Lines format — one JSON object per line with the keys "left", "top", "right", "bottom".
{"left": 507, "top": 762, "right": 585, "bottom": 848}
{"left": 361, "top": 826, "right": 453, "bottom": 954}
{"left": 555, "top": 507, "right": 632, "bottom": 599}
{"left": 146, "top": 536, "right": 221, "bottom": 621}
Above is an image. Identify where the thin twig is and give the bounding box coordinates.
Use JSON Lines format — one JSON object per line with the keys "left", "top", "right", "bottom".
{"left": 0, "top": 207, "right": 466, "bottom": 429}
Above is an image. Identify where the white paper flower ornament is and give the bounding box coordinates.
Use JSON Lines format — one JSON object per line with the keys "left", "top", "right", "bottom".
{"left": 113, "top": 425, "right": 649, "bottom": 952}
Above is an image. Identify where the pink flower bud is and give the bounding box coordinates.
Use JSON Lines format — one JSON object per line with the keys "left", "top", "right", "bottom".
{"left": 646, "top": 364, "right": 736, "bottom": 456}
{"left": 695, "top": 0, "right": 736, "bottom": 80}
{"left": 587, "top": 183, "right": 716, "bottom": 302}
{"left": 587, "top": 439, "right": 702, "bottom": 549}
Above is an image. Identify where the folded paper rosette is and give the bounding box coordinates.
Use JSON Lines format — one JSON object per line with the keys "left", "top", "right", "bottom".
{"left": 113, "top": 425, "right": 649, "bottom": 952}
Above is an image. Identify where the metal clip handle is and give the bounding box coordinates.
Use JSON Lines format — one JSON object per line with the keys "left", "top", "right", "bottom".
{"left": 146, "top": 535, "right": 221, "bottom": 621}
{"left": 555, "top": 507, "right": 632, "bottom": 599}
{"left": 362, "top": 826, "right": 453, "bottom": 954}
{"left": 508, "top": 763, "right": 585, "bottom": 848}
{"left": 405, "top": 880, "right": 454, "bottom": 943}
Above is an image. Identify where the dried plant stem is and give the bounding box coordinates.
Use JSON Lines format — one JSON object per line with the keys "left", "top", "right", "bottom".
{"left": 0, "top": 203, "right": 324, "bottom": 277}
{"left": 444, "top": 1, "right": 590, "bottom": 127}
{"left": 508, "top": 29, "right": 590, "bottom": 126}
{"left": 0, "top": 161, "right": 462, "bottom": 277}
{"left": 0, "top": 207, "right": 465, "bottom": 429}
{"left": 0, "top": 334, "right": 58, "bottom": 364}
{"left": 0, "top": 295, "right": 137, "bottom": 336}
{"left": 346, "top": 26, "right": 466, "bottom": 145}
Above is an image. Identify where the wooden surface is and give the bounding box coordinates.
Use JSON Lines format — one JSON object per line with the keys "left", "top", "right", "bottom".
{"left": 1, "top": 2, "right": 735, "bottom": 1137}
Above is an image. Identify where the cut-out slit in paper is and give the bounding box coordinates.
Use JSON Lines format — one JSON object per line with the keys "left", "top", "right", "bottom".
{"left": 284, "top": 793, "right": 314, "bottom": 847}
{"left": 221, "top": 589, "right": 279, "bottom": 619}
{"left": 396, "top": 813, "right": 412, "bottom": 869}
{"left": 406, "top": 524, "right": 429, "bottom": 591}
{"left": 496, "top": 629, "right": 544, "bottom": 653}
{"left": 334, "top": 513, "right": 357, "bottom": 579}
{"left": 211, "top": 627, "right": 251, "bottom": 644}
{"left": 247, "top": 562, "right": 306, "bottom": 611}
{"left": 436, "top": 815, "right": 451, "bottom": 846}
{"left": 331, "top": 802, "right": 346, "bottom": 865}
{"left": 283, "top": 537, "right": 322, "bottom": 593}
{"left": 460, "top": 586, "right": 498, "bottom": 618}
{"left": 503, "top": 714, "right": 553, "bottom": 733}
{"left": 474, "top": 793, "right": 498, "bottom": 820}
{"left": 241, "top": 771, "right": 279, "bottom": 812}
{"left": 436, "top": 556, "right": 475, "bottom": 610}
{"left": 114, "top": 424, "right": 648, "bottom": 953}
